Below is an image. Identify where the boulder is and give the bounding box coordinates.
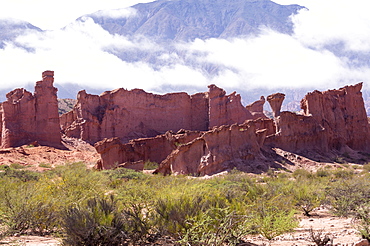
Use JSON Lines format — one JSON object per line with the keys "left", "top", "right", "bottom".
{"left": 0, "top": 71, "right": 62, "bottom": 148}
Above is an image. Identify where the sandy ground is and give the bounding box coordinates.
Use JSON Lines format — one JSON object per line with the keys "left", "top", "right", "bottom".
{"left": 246, "top": 207, "right": 365, "bottom": 246}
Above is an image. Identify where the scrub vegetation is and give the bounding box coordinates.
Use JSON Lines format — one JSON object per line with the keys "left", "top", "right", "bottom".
{"left": 0, "top": 162, "right": 370, "bottom": 245}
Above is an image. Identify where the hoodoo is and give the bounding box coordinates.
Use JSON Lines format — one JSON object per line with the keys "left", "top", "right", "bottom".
{"left": 0, "top": 71, "right": 63, "bottom": 149}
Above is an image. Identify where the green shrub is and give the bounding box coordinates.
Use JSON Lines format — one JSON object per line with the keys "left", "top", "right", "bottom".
{"left": 0, "top": 177, "right": 59, "bottom": 235}
{"left": 102, "top": 167, "right": 147, "bottom": 181}
{"left": 293, "top": 181, "right": 325, "bottom": 216}
{"left": 63, "top": 196, "right": 134, "bottom": 246}
{"left": 144, "top": 161, "right": 159, "bottom": 170}
{"left": 9, "top": 163, "right": 25, "bottom": 169}
{"left": 292, "top": 168, "right": 314, "bottom": 179}
{"left": 353, "top": 203, "right": 370, "bottom": 242}
{"left": 180, "top": 208, "right": 251, "bottom": 246}
{"left": 251, "top": 196, "right": 298, "bottom": 241}
{"left": 0, "top": 168, "right": 40, "bottom": 182}
{"left": 39, "top": 163, "right": 52, "bottom": 168}
{"left": 326, "top": 178, "right": 370, "bottom": 217}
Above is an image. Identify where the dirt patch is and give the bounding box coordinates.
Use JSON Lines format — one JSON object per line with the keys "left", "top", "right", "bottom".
{"left": 246, "top": 207, "right": 364, "bottom": 246}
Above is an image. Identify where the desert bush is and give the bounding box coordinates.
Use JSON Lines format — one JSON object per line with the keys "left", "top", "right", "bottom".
{"left": 292, "top": 180, "right": 325, "bottom": 216}
{"left": 326, "top": 178, "right": 370, "bottom": 217}
{"left": 143, "top": 161, "right": 159, "bottom": 170}
{"left": 180, "top": 207, "right": 251, "bottom": 246}
{"left": 0, "top": 167, "right": 40, "bottom": 181}
{"left": 0, "top": 177, "right": 59, "bottom": 235}
{"left": 308, "top": 227, "right": 332, "bottom": 246}
{"left": 292, "top": 168, "right": 314, "bottom": 179}
{"left": 251, "top": 196, "right": 298, "bottom": 241}
{"left": 63, "top": 196, "right": 132, "bottom": 246}
{"left": 154, "top": 192, "right": 225, "bottom": 237}
{"left": 353, "top": 203, "right": 370, "bottom": 242}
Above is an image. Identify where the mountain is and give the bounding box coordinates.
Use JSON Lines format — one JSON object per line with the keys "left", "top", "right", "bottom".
{"left": 0, "top": 19, "right": 42, "bottom": 48}
{"left": 86, "top": 0, "right": 304, "bottom": 42}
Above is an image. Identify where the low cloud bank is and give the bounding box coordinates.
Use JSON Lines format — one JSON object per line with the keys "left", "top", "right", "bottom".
{"left": 0, "top": 0, "right": 369, "bottom": 98}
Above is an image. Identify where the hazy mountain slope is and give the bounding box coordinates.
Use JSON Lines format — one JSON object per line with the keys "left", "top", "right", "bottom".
{"left": 0, "top": 19, "right": 42, "bottom": 48}
{"left": 87, "top": 0, "right": 304, "bottom": 41}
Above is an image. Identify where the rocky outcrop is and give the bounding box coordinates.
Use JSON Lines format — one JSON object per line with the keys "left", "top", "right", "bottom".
{"left": 300, "top": 83, "right": 370, "bottom": 152}
{"left": 155, "top": 120, "right": 273, "bottom": 176}
{"left": 266, "top": 83, "right": 370, "bottom": 155}
{"left": 0, "top": 71, "right": 62, "bottom": 148}
{"left": 61, "top": 89, "right": 209, "bottom": 144}
{"left": 93, "top": 83, "right": 370, "bottom": 175}
{"left": 95, "top": 130, "right": 202, "bottom": 169}
{"left": 62, "top": 84, "right": 265, "bottom": 144}
{"left": 267, "top": 93, "right": 285, "bottom": 118}
{"left": 246, "top": 96, "right": 268, "bottom": 120}
{"left": 208, "top": 84, "right": 254, "bottom": 128}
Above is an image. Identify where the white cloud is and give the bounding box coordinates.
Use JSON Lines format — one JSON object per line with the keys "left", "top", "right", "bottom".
{"left": 91, "top": 8, "right": 137, "bottom": 19}
{"left": 182, "top": 29, "right": 367, "bottom": 91}
{"left": 0, "top": 18, "right": 208, "bottom": 93}
{"left": 0, "top": 0, "right": 369, "bottom": 99}
{"left": 290, "top": 0, "right": 370, "bottom": 52}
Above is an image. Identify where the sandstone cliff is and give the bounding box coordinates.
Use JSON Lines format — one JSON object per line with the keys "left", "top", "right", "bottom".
{"left": 93, "top": 83, "right": 370, "bottom": 174}
{"left": 61, "top": 84, "right": 265, "bottom": 144}
{"left": 0, "top": 71, "right": 63, "bottom": 148}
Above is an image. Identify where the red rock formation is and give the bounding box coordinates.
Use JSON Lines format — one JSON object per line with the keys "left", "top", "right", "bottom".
{"left": 267, "top": 111, "right": 328, "bottom": 154}
{"left": 208, "top": 84, "right": 254, "bottom": 128}
{"left": 62, "top": 84, "right": 259, "bottom": 144}
{"left": 266, "top": 83, "right": 370, "bottom": 155}
{"left": 267, "top": 93, "right": 285, "bottom": 118}
{"left": 246, "top": 96, "right": 268, "bottom": 119}
{"left": 0, "top": 71, "right": 62, "bottom": 148}
{"left": 300, "top": 83, "right": 370, "bottom": 152}
{"left": 155, "top": 121, "right": 270, "bottom": 176}
{"left": 62, "top": 89, "right": 209, "bottom": 144}
{"left": 94, "top": 130, "right": 202, "bottom": 169}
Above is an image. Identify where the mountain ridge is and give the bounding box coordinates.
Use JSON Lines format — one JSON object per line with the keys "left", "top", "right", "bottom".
{"left": 85, "top": 0, "right": 304, "bottom": 41}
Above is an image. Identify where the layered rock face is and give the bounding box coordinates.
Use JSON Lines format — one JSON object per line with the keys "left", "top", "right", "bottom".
{"left": 94, "top": 83, "right": 370, "bottom": 174}
{"left": 95, "top": 130, "right": 202, "bottom": 170}
{"left": 268, "top": 83, "right": 370, "bottom": 154}
{"left": 155, "top": 120, "right": 273, "bottom": 176}
{"left": 61, "top": 84, "right": 265, "bottom": 144}
{"left": 208, "top": 85, "right": 254, "bottom": 128}
{"left": 0, "top": 71, "right": 62, "bottom": 148}
{"left": 300, "top": 83, "right": 370, "bottom": 152}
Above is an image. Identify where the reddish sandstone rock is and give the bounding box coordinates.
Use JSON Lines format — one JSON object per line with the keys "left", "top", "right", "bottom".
{"left": 267, "top": 111, "right": 328, "bottom": 154}
{"left": 267, "top": 93, "right": 285, "bottom": 118}
{"left": 155, "top": 121, "right": 270, "bottom": 176}
{"left": 94, "top": 130, "right": 202, "bottom": 170}
{"left": 62, "top": 89, "right": 209, "bottom": 144}
{"left": 300, "top": 83, "right": 370, "bottom": 152}
{"left": 266, "top": 83, "right": 370, "bottom": 156}
{"left": 208, "top": 84, "right": 253, "bottom": 128}
{"left": 62, "top": 85, "right": 258, "bottom": 144}
{"left": 0, "top": 71, "right": 62, "bottom": 148}
{"left": 246, "top": 96, "right": 268, "bottom": 119}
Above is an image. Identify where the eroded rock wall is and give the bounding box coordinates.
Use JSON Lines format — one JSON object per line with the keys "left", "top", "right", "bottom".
{"left": 0, "top": 71, "right": 62, "bottom": 148}
{"left": 156, "top": 120, "right": 271, "bottom": 176}
{"left": 63, "top": 84, "right": 264, "bottom": 144}
{"left": 300, "top": 83, "right": 370, "bottom": 152}
{"left": 95, "top": 130, "right": 202, "bottom": 169}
